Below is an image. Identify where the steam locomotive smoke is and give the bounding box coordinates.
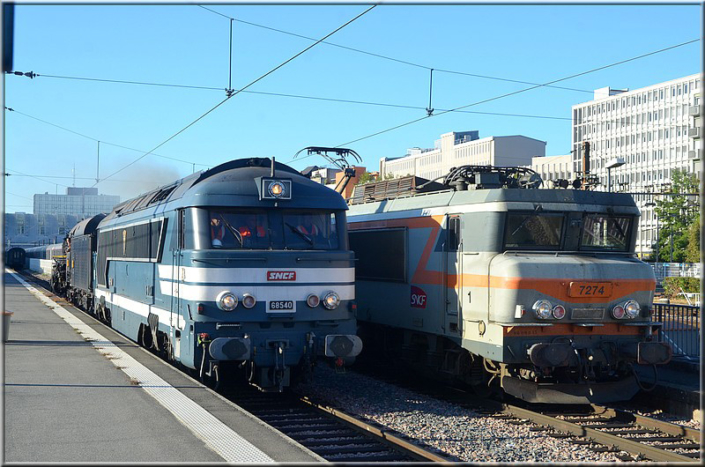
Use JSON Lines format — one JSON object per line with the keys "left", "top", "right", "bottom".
{"left": 101, "top": 162, "right": 183, "bottom": 201}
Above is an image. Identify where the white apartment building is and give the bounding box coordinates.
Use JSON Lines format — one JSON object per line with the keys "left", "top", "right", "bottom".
{"left": 380, "top": 131, "right": 546, "bottom": 180}
{"left": 528, "top": 154, "right": 574, "bottom": 187}
{"left": 34, "top": 187, "right": 120, "bottom": 217}
{"left": 571, "top": 73, "right": 702, "bottom": 258}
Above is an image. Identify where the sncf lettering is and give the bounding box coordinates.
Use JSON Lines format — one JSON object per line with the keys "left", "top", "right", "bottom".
{"left": 267, "top": 271, "right": 297, "bottom": 281}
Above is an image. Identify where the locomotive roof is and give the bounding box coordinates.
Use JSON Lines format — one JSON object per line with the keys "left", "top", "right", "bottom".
{"left": 347, "top": 187, "right": 639, "bottom": 214}
{"left": 103, "top": 157, "right": 347, "bottom": 222}
{"left": 69, "top": 213, "right": 107, "bottom": 237}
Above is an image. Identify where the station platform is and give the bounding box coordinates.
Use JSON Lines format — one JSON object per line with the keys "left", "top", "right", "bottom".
{"left": 2, "top": 270, "right": 324, "bottom": 463}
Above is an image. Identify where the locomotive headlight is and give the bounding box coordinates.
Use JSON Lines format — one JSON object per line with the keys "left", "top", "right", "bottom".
{"left": 624, "top": 300, "right": 640, "bottom": 319}
{"left": 217, "top": 291, "right": 238, "bottom": 311}
{"left": 322, "top": 292, "right": 340, "bottom": 310}
{"left": 612, "top": 305, "right": 626, "bottom": 319}
{"left": 242, "top": 293, "right": 257, "bottom": 309}
{"left": 269, "top": 181, "right": 284, "bottom": 198}
{"left": 306, "top": 294, "right": 320, "bottom": 308}
{"left": 552, "top": 305, "right": 566, "bottom": 319}
{"left": 532, "top": 300, "right": 552, "bottom": 319}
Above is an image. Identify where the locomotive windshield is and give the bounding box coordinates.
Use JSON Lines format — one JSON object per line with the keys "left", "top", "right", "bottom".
{"left": 504, "top": 213, "right": 563, "bottom": 249}
{"left": 207, "top": 208, "right": 341, "bottom": 250}
{"left": 579, "top": 214, "right": 631, "bottom": 251}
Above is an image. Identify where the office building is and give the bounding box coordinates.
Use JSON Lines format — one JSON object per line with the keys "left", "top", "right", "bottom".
{"left": 571, "top": 73, "right": 702, "bottom": 258}
{"left": 34, "top": 187, "right": 120, "bottom": 217}
{"left": 380, "top": 131, "right": 546, "bottom": 180}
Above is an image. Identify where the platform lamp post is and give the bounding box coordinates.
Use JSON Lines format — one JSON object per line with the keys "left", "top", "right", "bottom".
{"left": 606, "top": 157, "right": 626, "bottom": 193}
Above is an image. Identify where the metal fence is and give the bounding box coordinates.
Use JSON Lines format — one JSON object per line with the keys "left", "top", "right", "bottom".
{"left": 654, "top": 304, "right": 701, "bottom": 360}
{"left": 651, "top": 262, "right": 701, "bottom": 283}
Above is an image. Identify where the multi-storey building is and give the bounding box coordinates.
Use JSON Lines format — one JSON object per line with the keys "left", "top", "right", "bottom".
{"left": 528, "top": 154, "right": 574, "bottom": 187}
{"left": 571, "top": 73, "right": 702, "bottom": 258}
{"left": 4, "top": 212, "right": 80, "bottom": 247}
{"left": 380, "top": 131, "right": 546, "bottom": 180}
{"left": 33, "top": 187, "right": 120, "bottom": 217}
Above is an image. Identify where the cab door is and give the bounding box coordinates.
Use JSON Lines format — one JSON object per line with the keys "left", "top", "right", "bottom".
{"left": 445, "top": 215, "right": 462, "bottom": 335}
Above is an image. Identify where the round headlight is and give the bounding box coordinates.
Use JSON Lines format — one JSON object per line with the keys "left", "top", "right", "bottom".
{"left": 242, "top": 293, "right": 256, "bottom": 309}
{"left": 552, "top": 305, "right": 566, "bottom": 319}
{"left": 624, "top": 300, "right": 640, "bottom": 319}
{"left": 217, "top": 291, "right": 238, "bottom": 311}
{"left": 306, "top": 294, "right": 320, "bottom": 308}
{"left": 322, "top": 292, "right": 340, "bottom": 310}
{"left": 533, "top": 300, "right": 552, "bottom": 319}
{"left": 269, "top": 181, "right": 284, "bottom": 197}
{"left": 612, "top": 305, "right": 626, "bottom": 319}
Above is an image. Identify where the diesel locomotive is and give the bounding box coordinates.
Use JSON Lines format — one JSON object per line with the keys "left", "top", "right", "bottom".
{"left": 51, "top": 157, "right": 362, "bottom": 391}
{"left": 346, "top": 166, "right": 671, "bottom": 404}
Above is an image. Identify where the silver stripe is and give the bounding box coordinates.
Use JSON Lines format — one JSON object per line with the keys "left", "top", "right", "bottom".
{"left": 94, "top": 289, "right": 177, "bottom": 329}
{"left": 157, "top": 265, "right": 354, "bottom": 284}
{"left": 8, "top": 270, "right": 273, "bottom": 463}
{"left": 159, "top": 281, "right": 354, "bottom": 302}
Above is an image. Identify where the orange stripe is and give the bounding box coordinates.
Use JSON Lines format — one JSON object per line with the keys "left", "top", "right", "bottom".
{"left": 502, "top": 322, "right": 657, "bottom": 337}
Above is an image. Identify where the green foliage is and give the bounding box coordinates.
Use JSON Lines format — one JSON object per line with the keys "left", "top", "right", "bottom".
{"left": 663, "top": 277, "right": 701, "bottom": 298}
{"left": 685, "top": 213, "right": 701, "bottom": 263}
{"left": 355, "top": 171, "right": 375, "bottom": 186}
{"left": 653, "top": 169, "right": 699, "bottom": 262}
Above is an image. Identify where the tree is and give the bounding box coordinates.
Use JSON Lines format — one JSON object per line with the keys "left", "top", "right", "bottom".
{"left": 685, "top": 213, "right": 701, "bottom": 263}
{"left": 653, "top": 169, "right": 699, "bottom": 263}
{"left": 355, "top": 171, "right": 375, "bottom": 186}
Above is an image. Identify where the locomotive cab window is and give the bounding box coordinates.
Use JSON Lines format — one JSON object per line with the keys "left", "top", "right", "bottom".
{"left": 503, "top": 213, "right": 564, "bottom": 250}
{"left": 206, "top": 209, "right": 342, "bottom": 250}
{"left": 579, "top": 214, "right": 632, "bottom": 251}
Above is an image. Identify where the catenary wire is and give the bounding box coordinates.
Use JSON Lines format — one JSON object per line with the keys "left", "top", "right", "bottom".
{"left": 334, "top": 38, "right": 701, "bottom": 148}
{"left": 6, "top": 74, "right": 572, "bottom": 121}
{"left": 93, "top": 5, "right": 377, "bottom": 187}
{"left": 5, "top": 107, "right": 211, "bottom": 168}
{"left": 197, "top": 5, "right": 593, "bottom": 94}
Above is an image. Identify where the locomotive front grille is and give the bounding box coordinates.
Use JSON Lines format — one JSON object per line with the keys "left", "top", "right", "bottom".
{"left": 570, "top": 308, "right": 605, "bottom": 320}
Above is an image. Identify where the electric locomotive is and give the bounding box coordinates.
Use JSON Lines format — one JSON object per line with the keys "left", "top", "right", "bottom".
{"left": 347, "top": 166, "right": 670, "bottom": 404}
{"left": 56, "top": 157, "right": 362, "bottom": 391}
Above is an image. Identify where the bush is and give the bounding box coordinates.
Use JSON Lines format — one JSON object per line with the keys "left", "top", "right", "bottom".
{"left": 663, "top": 277, "right": 700, "bottom": 298}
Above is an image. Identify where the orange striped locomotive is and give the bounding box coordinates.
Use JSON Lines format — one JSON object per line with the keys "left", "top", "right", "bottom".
{"left": 347, "top": 166, "right": 670, "bottom": 404}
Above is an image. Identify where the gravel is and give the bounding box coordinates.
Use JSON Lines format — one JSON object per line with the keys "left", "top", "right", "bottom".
{"left": 296, "top": 365, "right": 631, "bottom": 462}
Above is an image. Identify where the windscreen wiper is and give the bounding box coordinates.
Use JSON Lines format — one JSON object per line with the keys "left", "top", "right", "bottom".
{"left": 285, "top": 222, "right": 313, "bottom": 245}
{"left": 218, "top": 214, "right": 243, "bottom": 247}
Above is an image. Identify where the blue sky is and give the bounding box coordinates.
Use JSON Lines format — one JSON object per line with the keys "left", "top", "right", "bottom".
{"left": 3, "top": 2, "right": 702, "bottom": 211}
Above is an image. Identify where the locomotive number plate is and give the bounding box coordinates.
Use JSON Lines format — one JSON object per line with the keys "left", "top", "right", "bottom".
{"left": 569, "top": 282, "right": 612, "bottom": 298}
{"left": 267, "top": 300, "right": 295, "bottom": 313}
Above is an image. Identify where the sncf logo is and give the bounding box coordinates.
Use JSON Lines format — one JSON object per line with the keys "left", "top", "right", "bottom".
{"left": 267, "top": 271, "right": 296, "bottom": 281}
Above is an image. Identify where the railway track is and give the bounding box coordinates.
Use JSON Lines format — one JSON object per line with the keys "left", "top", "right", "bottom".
{"left": 223, "top": 386, "right": 454, "bottom": 462}
{"left": 500, "top": 403, "right": 701, "bottom": 462}
{"left": 18, "top": 270, "right": 452, "bottom": 463}
{"left": 18, "top": 271, "right": 702, "bottom": 463}
{"left": 353, "top": 357, "right": 702, "bottom": 462}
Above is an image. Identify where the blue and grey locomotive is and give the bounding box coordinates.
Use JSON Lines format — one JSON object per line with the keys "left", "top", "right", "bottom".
{"left": 347, "top": 166, "right": 671, "bottom": 404}
{"left": 57, "top": 157, "right": 362, "bottom": 391}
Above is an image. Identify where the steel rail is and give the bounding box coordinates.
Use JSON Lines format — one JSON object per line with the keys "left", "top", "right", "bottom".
{"left": 503, "top": 404, "right": 698, "bottom": 462}
{"left": 589, "top": 404, "right": 701, "bottom": 443}
{"left": 299, "top": 397, "right": 452, "bottom": 463}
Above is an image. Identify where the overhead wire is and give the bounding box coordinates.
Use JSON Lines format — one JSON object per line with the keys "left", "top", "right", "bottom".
{"left": 197, "top": 5, "right": 593, "bottom": 94}
{"left": 5, "top": 107, "right": 211, "bottom": 168}
{"left": 93, "top": 4, "right": 377, "bottom": 187}
{"left": 334, "top": 38, "right": 701, "bottom": 148}
{"left": 6, "top": 73, "right": 573, "bottom": 121}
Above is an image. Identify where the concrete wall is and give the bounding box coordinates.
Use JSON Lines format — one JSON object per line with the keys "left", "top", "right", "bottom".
{"left": 29, "top": 259, "right": 53, "bottom": 275}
